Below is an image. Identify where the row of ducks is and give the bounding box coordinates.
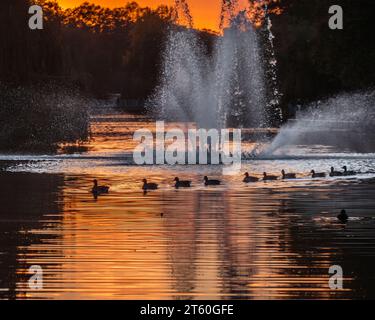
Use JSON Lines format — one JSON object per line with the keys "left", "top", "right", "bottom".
{"left": 92, "top": 166, "right": 357, "bottom": 194}
{"left": 92, "top": 177, "right": 218, "bottom": 194}
{"left": 93, "top": 180, "right": 350, "bottom": 223}
{"left": 251, "top": 166, "right": 358, "bottom": 182}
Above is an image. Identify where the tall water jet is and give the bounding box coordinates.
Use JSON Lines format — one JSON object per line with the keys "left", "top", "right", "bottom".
{"left": 263, "top": 4, "right": 283, "bottom": 126}
{"left": 147, "top": 0, "right": 279, "bottom": 130}
{"left": 215, "top": 11, "right": 267, "bottom": 128}
{"left": 147, "top": 28, "right": 214, "bottom": 127}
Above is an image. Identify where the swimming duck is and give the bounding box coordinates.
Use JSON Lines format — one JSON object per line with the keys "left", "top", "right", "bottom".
{"left": 92, "top": 180, "right": 110, "bottom": 194}
{"left": 263, "top": 172, "right": 278, "bottom": 181}
{"left": 330, "top": 167, "right": 343, "bottom": 177}
{"left": 243, "top": 172, "right": 259, "bottom": 183}
{"left": 204, "top": 176, "right": 221, "bottom": 186}
{"left": 310, "top": 170, "right": 326, "bottom": 178}
{"left": 174, "top": 177, "right": 192, "bottom": 188}
{"left": 342, "top": 166, "right": 356, "bottom": 176}
{"left": 142, "top": 179, "right": 158, "bottom": 191}
{"left": 337, "top": 209, "right": 349, "bottom": 223}
{"left": 281, "top": 170, "right": 297, "bottom": 179}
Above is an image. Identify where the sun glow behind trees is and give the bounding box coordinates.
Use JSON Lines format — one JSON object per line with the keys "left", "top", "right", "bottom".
{"left": 57, "top": 0, "right": 282, "bottom": 31}
{"left": 58, "top": 0, "right": 220, "bottom": 31}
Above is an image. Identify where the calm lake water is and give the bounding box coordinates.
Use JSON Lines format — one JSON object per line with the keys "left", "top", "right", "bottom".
{"left": 1, "top": 112, "right": 375, "bottom": 300}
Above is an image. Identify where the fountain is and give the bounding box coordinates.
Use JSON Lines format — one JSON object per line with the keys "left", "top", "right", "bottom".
{"left": 146, "top": 0, "right": 281, "bottom": 130}
{"left": 145, "top": 0, "right": 375, "bottom": 160}
{"left": 265, "top": 91, "right": 375, "bottom": 155}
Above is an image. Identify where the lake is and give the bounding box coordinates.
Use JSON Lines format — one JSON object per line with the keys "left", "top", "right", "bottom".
{"left": 1, "top": 111, "right": 375, "bottom": 299}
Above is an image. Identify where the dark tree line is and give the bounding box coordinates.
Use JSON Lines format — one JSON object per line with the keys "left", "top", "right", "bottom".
{"left": 0, "top": 0, "right": 215, "bottom": 99}
{"left": 0, "top": 0, "right": 216, "bottom": 151}
{"left": 1, "top": 0, "right": 374, "bottom": 113}
{"left": 270, "top": 0, "right": 375, "bottom": 116}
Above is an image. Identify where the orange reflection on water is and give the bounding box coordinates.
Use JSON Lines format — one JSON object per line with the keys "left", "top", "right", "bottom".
{"left": 3, "top": 114, "right": 375, "bottom": 300}
{"left": 12, "top": 175, "right": 355, "bottom": 299}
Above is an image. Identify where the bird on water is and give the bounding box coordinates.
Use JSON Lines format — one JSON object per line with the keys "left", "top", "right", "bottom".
{"left": 311, "top": 170, "right": 326, "bottom": 178}
{"left": 142, "top": 179, "right": 158, "bottom": 191}
{"left": 174, "top": 177, "right": 192, "bottom": 188}
{"left": 204, "top": 176, "right": 221, "bottom": 186}
{"left": 263, "top": 172, "right": 278, "bottom": 181}
{"left": 337, "top": 209, "right": 349, "bottom": 223}
{"left": 92, "top": 180, "right": 110, "bottom": 195}
{"left": 243, "top": 172, "right": 259, "bottom": 183}
{"left": 281, "top": 170, "right": 297, "bottom": 179}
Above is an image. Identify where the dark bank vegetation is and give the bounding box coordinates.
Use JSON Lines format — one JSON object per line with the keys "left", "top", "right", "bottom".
{"left": 0, "top": 0, "right": 215, "bottom": 151}
{"left": 0, "top": 83, "right": 90, "bottom": 152}
{"left": 0, "top": 0, "right": 374, "bottom": 151}
{"left": 0, "top": 0, "right": 184, "bottom": 151}
{"left": 1, "top": 0, "right": 216, "bottom": 97}
{"left": 269, "top": 0, "right": 375, "bottom": 117}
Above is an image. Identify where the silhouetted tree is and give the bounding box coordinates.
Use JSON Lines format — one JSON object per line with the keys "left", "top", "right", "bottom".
{"left": 270, "top": 0, "right": 375, "bottom": 117}
{"left": 1, "top": 0, "right": 374, "bottom": 117}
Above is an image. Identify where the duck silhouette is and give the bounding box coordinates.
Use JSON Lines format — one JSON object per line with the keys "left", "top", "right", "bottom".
{"left": 342, "top": 166, "right": 357, "bottom": 176}
{"left": 263, "top": 172, "right": 278, "bottom": 181}
{"left": 330, "top": 167, "right": 343, "bottom": 177}
{"left": 311, "top": 170, "right": 326, "bottom": 178}
{"left": 337, "top": 209, "right": 349, "bottom": 223}
{"left": 281, "top": 170, "right": 297, "bottom": 179}
{"left": 142, "top": 179, "right": 158, "bottom": 191}
{"left": 243, "top": 172, "right": 259, "bottom": 183}
{"left": 92, "top": 180, "right": 110, "bottom": 195}
{"left": 174, "top": 177, "right": 192, "bottom": 188}
{"left": 204, "top": 176, "right": 221, "bottom": 186}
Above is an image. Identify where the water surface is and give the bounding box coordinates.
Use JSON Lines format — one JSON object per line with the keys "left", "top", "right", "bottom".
{"left": 1, "top": 112, "right": 375, "bottom": 299}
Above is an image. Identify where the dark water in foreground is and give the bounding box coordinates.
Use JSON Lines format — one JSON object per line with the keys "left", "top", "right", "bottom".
{"left": 1, "top": 113, "right": 375, "bottom": 299}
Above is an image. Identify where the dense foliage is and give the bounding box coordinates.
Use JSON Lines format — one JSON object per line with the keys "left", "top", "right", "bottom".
{"left": 270, "top": 0, "right": 375, "bottom": 116}
{"left": 0, "top": 83, "right": 90, "bottom": 152}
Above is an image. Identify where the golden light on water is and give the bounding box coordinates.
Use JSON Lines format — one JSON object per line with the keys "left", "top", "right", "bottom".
{"left": 15, "top": 174, "right": 353, "bottom": 299}
{"left": 3, "top": 114, "right": 372, "bottom": 300}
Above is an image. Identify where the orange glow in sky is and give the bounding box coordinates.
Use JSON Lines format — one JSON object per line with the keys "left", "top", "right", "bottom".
{"left": 58, "top": 0, "right": 222, "bottom": 31}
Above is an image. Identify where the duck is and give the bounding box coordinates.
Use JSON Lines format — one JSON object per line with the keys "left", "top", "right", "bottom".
{"left": 263, "top": 172, "right": 278, "bottom": 181}
{"left": 204, "top": 176, "right": 221, "bottom": 186}
{"left": 142, "top": 179, "right": 158, "bottom": 191}
{"left": 243, "top": 172, "right": 259, "bottom": 183}
{"left": 174, "top": 177, "right": 192, "bottom": 188}
{"left": 281, "top": 170, "right": 297, "bottom": 179}
{"left": 342, "top": 166, "right": 356, "bottom": 176}
{"left": 92, "top": 179, "right": 110, "bottom": 195}
{"left": 311, "top": 170, "right": 326, "bottom": 178}
{"left": 330, "top": 167, "right": 343, "bottom": 177}
{"left": 337, "top": 209, "right": 349, "bottom": 223}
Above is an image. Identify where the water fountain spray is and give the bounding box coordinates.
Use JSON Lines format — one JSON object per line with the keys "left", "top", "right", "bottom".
{"left": 147, "top": 0, "right": 277, "bottom": 131}
{"left": 263, "top": 2, "right": 283, "bottom": 126}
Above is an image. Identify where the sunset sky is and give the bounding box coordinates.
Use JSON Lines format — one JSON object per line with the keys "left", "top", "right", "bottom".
{"left": 58, "top": 0, "right": 223, "bottom": 30}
